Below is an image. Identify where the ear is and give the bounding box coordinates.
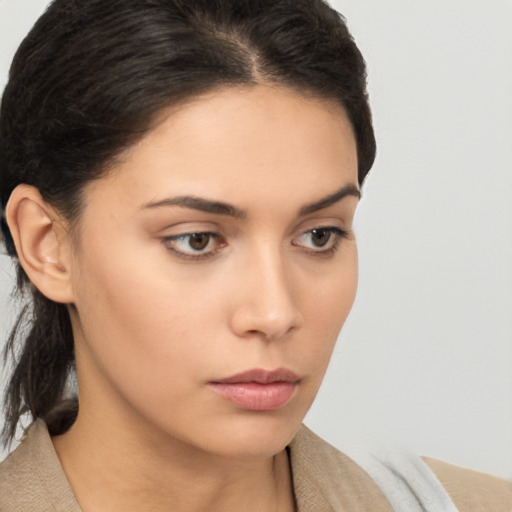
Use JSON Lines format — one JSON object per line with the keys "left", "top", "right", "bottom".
{"left": 5, "top": 184, "right": 74, "bottom": 303}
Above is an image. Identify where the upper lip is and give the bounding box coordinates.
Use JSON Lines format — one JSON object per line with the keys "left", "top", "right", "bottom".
{"left": 213, "top": 368, "right": 299, "bottom": 384}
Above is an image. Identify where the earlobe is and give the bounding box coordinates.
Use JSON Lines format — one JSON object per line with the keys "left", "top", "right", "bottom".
{"left": 5, "top": 184, "right": 74, "bottom": 303}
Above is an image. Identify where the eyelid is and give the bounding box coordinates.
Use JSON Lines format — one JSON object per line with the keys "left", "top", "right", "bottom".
{"left": 291, "top": 226, "right": 350, "bottom": 257}
{"left": 161, "top": 231, "right": 226, "bottom": 260}
{"left": 293, "top": 226, "right": 348, "bottom": 243}
{"left": 156, "top": 220, "right": 221, "bottom": 235}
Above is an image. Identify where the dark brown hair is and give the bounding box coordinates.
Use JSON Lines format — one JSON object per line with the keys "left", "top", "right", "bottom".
{"left": 0, "top": 0, "right": 375, "bottom": 446}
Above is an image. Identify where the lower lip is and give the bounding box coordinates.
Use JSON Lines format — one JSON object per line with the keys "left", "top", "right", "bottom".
{"left": 209, "top": 382, "right": 298, "bottom": 411}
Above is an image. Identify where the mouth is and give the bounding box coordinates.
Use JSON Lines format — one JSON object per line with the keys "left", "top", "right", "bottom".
{"left": 209, "top": 368, "right": 300, "bottom": 411}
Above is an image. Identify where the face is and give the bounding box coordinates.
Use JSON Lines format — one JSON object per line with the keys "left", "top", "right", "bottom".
{"left": 67, "top": 85, "right": 359, "bottom": 459}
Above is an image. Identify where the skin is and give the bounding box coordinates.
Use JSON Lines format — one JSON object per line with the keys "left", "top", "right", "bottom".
{"left": 8, "top": 85, "right": 360, "bottom": 512}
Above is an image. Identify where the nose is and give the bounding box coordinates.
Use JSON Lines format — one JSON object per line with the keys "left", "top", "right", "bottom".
{"left": 228, "top": 247, "right": 304, "bottom": 341}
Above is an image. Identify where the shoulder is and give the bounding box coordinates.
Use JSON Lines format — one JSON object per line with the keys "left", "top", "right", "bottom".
{"left": 289, "top": 425, "right": 394, "bottom": 511}
{"left": 0, "top": 420, "right": 80, "bottom": 512}
{"left": 424, "top": 457, "right": 512, "bottom": 512}
{"left": 290, "top": 425, "right": 512, "bottom": 512}
{"left": 0, "top": 422, "right": 49, "bottom": 511}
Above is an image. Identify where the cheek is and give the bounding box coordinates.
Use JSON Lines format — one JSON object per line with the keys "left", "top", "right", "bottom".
{"left": 70, "top": 244, "right": 206, "bottom": 381}
{"left": 69, "top": 251, "right": 223, "bottom": 435}
{"left": 295, "top": 246, "right": 358, "bottom": 375}
{"left": 306, "top": 244, "right": 358, "bottom": 329}
{"left": 69, "top": 230, "right": 242, "bottom": 397}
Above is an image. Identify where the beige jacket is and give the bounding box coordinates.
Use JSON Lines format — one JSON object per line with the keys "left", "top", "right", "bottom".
{"left": 0, "top": 420, "right": 510, "bottom": 511}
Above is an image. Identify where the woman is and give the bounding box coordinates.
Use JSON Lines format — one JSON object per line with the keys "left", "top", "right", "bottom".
{"left": 0, "top": 0, "right": 510, "bottom": 510}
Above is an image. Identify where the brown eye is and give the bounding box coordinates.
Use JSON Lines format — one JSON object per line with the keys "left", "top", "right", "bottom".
{"left": 163, "top": 232, "right": 224, "bottom": 259}
{"left": 310, "top": 228, "right": 331, "bottom": 247}
{"left": 292, "top": 226, "right": 348, "bottom": 256}
{"left": 188, "top": 233, "right": 211, "bottom": 250}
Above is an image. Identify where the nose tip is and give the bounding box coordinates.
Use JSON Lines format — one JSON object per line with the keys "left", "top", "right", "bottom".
{"left": 245, "top": 309, "right": 302, "bottom": 341}
{"left": 229, "top": 263, "right": 303, "bottom": 341}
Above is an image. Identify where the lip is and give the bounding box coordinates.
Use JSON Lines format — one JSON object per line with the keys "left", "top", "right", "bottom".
{"left": 209, "top": 368, "right": 299, "bottom": 411}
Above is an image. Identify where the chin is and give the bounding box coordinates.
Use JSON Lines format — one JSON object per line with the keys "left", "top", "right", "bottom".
{"left": 197, "top": 411, "right": 305, "bottom": 460}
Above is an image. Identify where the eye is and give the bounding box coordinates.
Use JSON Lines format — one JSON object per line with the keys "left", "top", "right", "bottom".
{"left": 292, "top": 227, "right": 348, "bottom": 254}
{"left": 162, "top": 232, "right": 225, "bottom": 259}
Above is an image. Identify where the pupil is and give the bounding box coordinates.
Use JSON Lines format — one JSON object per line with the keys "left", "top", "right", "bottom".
{"left": 311, "top": 229, "right": 330, "bottom": 247}
{"left": 189, "top": 233, "right": 210, "bottom": 250}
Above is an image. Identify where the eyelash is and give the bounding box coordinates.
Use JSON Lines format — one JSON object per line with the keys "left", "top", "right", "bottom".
{"left": 162, "top": 232, "right": 225, "bottom": 260}
{"left": 161, "top": 227, "right": 349, "bottom": 261}
{"left": 292, "top": 227, "right": 348, "bottom": 258}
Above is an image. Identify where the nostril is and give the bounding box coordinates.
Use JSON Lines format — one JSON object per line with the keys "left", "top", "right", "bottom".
{"left": 241, "top": 318, "right": 300, "bottom": 341}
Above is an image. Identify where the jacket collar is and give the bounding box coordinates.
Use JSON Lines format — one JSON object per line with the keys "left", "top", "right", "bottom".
{"left": 289, "top": 425, "right": 393, "bottom": 512}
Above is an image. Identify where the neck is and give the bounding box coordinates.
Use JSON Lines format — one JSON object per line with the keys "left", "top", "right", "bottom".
{"left": 52, "top": 408, "right": 296, "bottom": 512}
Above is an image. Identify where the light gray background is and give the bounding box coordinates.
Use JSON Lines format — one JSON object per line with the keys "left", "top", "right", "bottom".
{"left": 1, "top": 0, "right": 511, "bottom": 479}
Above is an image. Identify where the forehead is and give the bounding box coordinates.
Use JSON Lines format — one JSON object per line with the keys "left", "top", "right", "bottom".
{"left": 85, "top": 85, "right": 358, "bottom": 215}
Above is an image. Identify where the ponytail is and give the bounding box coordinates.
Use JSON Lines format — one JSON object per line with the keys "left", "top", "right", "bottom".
{"left": 2, "top": 268, "right": 77, "bottom": 446}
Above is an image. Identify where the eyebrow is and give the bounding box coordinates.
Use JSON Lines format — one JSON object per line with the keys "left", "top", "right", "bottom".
{"left": 298, "top": 183, "right": 360, "bottom": 216}
{"left": 143, "top": 183, "right": 360, "bottom": 219}
{"left": 144, "top": 195, "right": 246, "bottom": 219}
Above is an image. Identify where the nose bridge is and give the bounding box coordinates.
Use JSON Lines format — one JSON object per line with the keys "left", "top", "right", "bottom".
{"left": 230, "top": 241, "right": 303, "bottom": 340}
